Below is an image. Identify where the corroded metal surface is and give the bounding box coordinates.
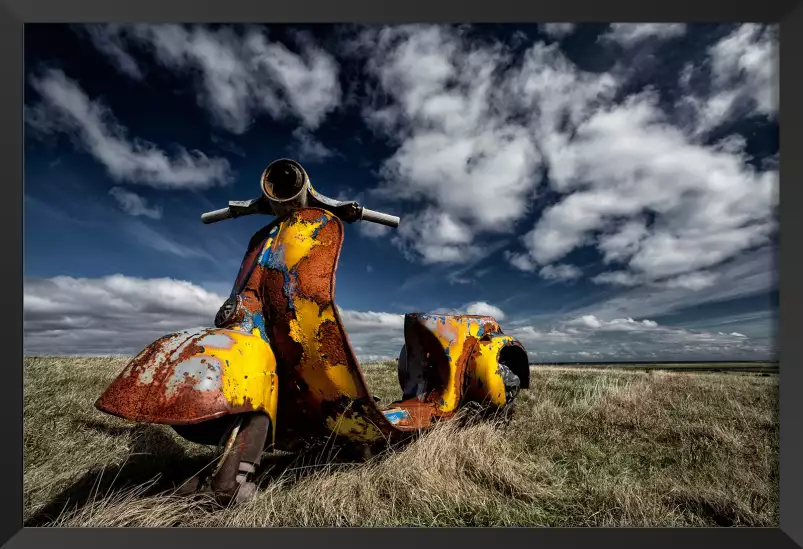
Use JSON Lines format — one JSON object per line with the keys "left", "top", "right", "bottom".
{"left": 96, "top": 220, "right": 283, "bottom": 431}
{"left": 400, "top": 314, "right": 501, "bottom": 411}
{"left": 259, "top": 208, "right": 402, "bottom": 446}
{"left": 464, "top": 335, "right": 527, "bottom": 408}
{"left": 95, "top": 326, "right": 278, "bottom": 429}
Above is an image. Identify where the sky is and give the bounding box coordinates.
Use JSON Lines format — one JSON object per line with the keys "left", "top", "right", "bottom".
{"left": 23, "top": 23, "right": 779, "bottom": 363}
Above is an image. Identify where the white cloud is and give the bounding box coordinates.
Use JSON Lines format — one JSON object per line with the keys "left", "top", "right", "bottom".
{"left": 504, "top": 251, "right": 538, "bottom": 272}
{"left": 592, "top": 270, "right": 720, "bottom": 291}
{"left": 541, "top": 24, "right": 576, "bottom": 39}
{"left": 680, "top": 24, "right": 777, "bottom": 135}
{"left": 510, "top": 312, "right": 769, "bottom": 361}
{"left": 394, "top": 207, "right": 488, "bottom": 264}
{"left": 599, "top": 23, "right": 687, "bottom": 47}
{"left": 573, "top": 246, "right": 776, "bottom": 322}
{"left": 292, "top": 128, "right": 335, "bottom": 162}
{"left": 539, "top": 263, "right": 582, "bottom": 281}
{"left": 358, "top": 26, "right": 543, "bottom": 262}
{"left": 27, "top": 69, "right": 232, "bottom": 189}
{"left": 464, "top": 301, "right": 506, "bottom": 319}
{"left": 337, "top": 309, "right": 405, "bottom": 330}
{"left": 360, "top": 221, "right": 392, "bottom": 238}
{"left": 24, "top": 274, "right": 773, "bottom": 361}
{"left": 355, "top": 24, "right": 776, "bottom": 301}
{"left": 660, "top": 271, "right": 720, "bottom": 291}
{"left": 25, "top": 275, "right": 408, "bottom": 361}
{"left": 24, "top": 275, "right": 226, "bottom": 354}
{"left": 566, "top": 314, "right": 659, "bottom": 332}
{"left": 109, "top": 187, "right": 162, "bottom": 219}
{"left": 591, "top": 271, "right": 643, "bottom": 287}
{"left": 122, "top": 220, "right": 212, "bottom": 260}
{"left": 517, "top": 90, "right": 777, "bottom": 282}
{"left": 84, "top": 24, "right": 143, "bottom": 79}
{"left": 82, "top": 25, "right": 341, "bottom": 135}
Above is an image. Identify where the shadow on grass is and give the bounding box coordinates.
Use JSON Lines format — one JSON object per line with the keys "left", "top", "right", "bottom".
{"left": 25, "top": 421, "right": 385, "bottom": 526}
{"left": 25, "top": 421, "right": 220, "bottom": 526}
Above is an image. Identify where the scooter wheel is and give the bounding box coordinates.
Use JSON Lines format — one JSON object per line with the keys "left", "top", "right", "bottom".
{"left": 499, "top": 362, "right": 521, "bottom": 405}
{"left": 211, "top": 413, "right": 271, "bottom": 505}
{"left": 498, "top": 363, "right": 520, "bottom": 425}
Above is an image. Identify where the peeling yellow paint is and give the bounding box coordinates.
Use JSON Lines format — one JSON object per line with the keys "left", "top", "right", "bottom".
{"left": 468, "top": 335, "right": 515, "bottom": 408}
{"left": 429, "top": 319, "right": 489, "bottom": 412}
{"left": 276, "top": 215, "right": 325, "bottom": 270}
{"left": 326, "top": 414, "right": 383, "bottom": 441}
{"left": 289, "top": 296, "right": 362, "bottom": 401}
{"left": 203, "top": 329, "right": 279, "bottom": 440}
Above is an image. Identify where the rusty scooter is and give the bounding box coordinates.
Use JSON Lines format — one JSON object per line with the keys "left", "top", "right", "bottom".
{"left": 95, "top": 158, "right": 531, "bottom": 504}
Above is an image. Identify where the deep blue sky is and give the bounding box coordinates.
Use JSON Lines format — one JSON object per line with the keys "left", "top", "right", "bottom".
{"left": 23, "top": 23, "right": 778, "bottom": 362}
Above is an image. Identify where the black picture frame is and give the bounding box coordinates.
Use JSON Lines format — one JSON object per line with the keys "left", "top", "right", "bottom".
{"left": 4, "top": 1, "right": 799, "bottom": 547}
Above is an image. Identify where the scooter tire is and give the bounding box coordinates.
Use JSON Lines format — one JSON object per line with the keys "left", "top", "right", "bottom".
{"left": 211, "top": 412, "right": 271, "bottom": 505}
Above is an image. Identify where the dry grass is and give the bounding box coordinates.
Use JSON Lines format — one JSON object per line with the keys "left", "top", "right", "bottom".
{"left": 23, "top": 356, "right": 778, "bottom": 527}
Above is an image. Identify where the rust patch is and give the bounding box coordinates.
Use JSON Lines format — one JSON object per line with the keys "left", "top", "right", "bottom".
{"left": 318, "top": 320, "right": 349, "bottom": 365}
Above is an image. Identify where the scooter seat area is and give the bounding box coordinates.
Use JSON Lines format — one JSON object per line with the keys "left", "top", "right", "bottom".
{"left": 403, "top": 313, "right": 503, "bottom": 338}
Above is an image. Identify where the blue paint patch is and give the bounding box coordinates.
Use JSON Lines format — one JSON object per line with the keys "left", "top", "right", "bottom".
{"left": 382, "top": 408, "right": 410, "bottom": 425}
{"left": 251, "top": 312, "right": 269, "bottom": 343}
{"left": 310, "top": 214, "right": 330, "bottom": 239}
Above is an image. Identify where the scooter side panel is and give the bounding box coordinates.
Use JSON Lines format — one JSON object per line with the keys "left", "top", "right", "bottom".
{"left": 403, "top": 314, "right": 502, "bottom": 413}
{"left": 95, "top": 327, "right": 278, "bottom": 427}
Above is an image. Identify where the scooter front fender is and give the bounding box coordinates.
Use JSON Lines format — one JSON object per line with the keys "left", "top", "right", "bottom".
{"left": 95, "top": 327, "right": 278, "bottom": 431}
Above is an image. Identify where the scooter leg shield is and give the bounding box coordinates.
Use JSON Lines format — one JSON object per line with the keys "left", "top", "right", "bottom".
{"left": 95, "top": 327, "right": 279, "bottom": 430}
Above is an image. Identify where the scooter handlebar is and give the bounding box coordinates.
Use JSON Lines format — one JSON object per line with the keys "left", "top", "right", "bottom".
{"left": 361, "top": 207, "right": 400, "bottom": 228}
{"left": 201, "top": 207, "right": 233, "bottom": 224}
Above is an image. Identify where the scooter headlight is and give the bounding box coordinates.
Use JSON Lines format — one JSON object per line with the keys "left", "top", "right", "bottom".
{"left": 261, "top": 159, "right": 307, "bottom": 202}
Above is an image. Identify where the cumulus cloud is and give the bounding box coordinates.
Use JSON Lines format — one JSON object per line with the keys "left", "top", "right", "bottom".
{"left": 566, "top": 314, "right": 659, "bottom": 332}
{"left": 24, "top": 275, "right": 772, "bottom": 361}
{"left": 84, "top": 24, "right": 143, "bottom": 79}
{"left": 680, "top": 23, "right": 778, "bottom": 135}
{"left": 393, "top": 208, "right": 488, "bottom": 264}
{"left": 599, "top": 23, "right": 687, "bottom": 47}
{"left": 24, "top": 275, "right": 226, "bottom": 354}
{"left": 511, "top": 312, "right": 769, "bottom": 361}
{"left": 429, "top": 300, "right": 508, "bottom": 320}
{"left": 292, "top": 128, "right": 336, "bottom": 162}
{"left": 540, "top": 263, "right": 582, "bottom": 281}
{"left": 573, "top": 246, "right": 776, "bottom": 322}
{"left": 465, "top": 301, "right": 506, "bottom": 319}
{"left": 122, "top": 221, "right": 212, "bottom": 260}
{"left": 27, "top": 69, "right": 232, "bottom": 189}
{"left": 24, "top": 275, "right": 408, "bottom": 361}
{"left": 357, "top": 26, "right": 543, "bottom": 263}
{"left": 517, "top": 89, "right": 777, "bottom": 282}
{"left": 81, "top": 24, "right": 341, "bottom": 135}
{"left": 109, "top": 187, "right": 162, "bottom": 219}
{"left": 355, "top": 23, "right": 776, "bottom": 300}
{"left": 541, "top": 24, "right": 576, "bottom": 39}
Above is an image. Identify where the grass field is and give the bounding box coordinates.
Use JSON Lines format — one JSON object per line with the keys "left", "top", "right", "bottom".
{"left": 536, "top": 362, "right": 779, "bottom": 374}
{"left": 24, "top": 356, "right": 779, "bottom": 527}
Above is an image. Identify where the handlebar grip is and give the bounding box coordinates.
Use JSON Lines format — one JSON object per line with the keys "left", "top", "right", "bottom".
{"left": 201, "top": 207, "right": 233, "bottom": 224}
{"left": 361, "top": 207, "right": 400, "bottom": 228}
